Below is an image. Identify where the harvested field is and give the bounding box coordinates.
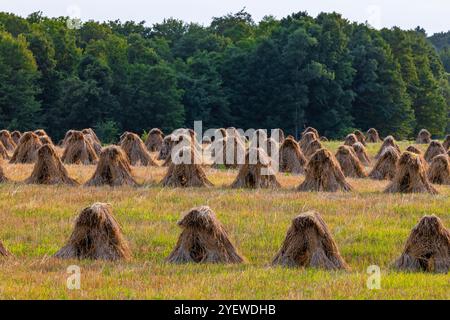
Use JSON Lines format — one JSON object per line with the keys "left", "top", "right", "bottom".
{"left": 0, "top": 140, "right": 448, "bottom": 299}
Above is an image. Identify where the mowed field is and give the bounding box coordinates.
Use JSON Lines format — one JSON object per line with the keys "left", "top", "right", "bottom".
{"left": 0, "top": 141, "right": 449, "bottom": 300}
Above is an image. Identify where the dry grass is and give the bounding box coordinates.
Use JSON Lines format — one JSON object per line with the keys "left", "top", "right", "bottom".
{"left": 0, "top": 141, "right": 448, "bottom": 299}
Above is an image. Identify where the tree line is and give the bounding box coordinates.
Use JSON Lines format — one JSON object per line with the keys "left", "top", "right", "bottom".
{"left": 0, "top": 10, "right": 448, "bottom": 142}
{"left": 429, "top": 31, "right": 450, "bottom": 73}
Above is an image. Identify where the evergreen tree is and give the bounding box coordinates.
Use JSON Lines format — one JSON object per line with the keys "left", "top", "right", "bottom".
{"left": 123, "top": 62, "right": 184, "bottom": 133}
{"left": 410, "top": 32, "right": 448, "bottom": 135}
{"left": 57, "top": 55, "right": 119, "bottom": 132}
{"left": 349, "top": 25, "right": 414, "bottom": 138}
{"left": 178, "top": 51, "right": 230, "bottom": 128}
{"left": 302, "top": 13, "right": 355, "bottom": 138}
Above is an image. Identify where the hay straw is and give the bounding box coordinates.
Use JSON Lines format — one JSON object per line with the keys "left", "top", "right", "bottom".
{"left": 231, "top": 148, "right": 280, "bottom": 189}
{"left": 427, "top": 154, "right": 450, "bottom": 185}
{"left": 366, "top": 128, "right": 381, "bottom": 143}
{"left": 369, "top": 146, "right": 400, "bottom": 180}
{"left": 272, "top": 211, "right": 348, "bottom": 270}
{"left": 54, "top": 203, "right": 131, "bottom": 260}
{"left": 424, "top": 140, "right": 446, "bottom": 163}
{"left": 394, "top": 215, "right": 449, "bottom": 273}
{"left": 62, "top": 131, "right": 98, "bottom": 165}
{"left": 335, "top": 145, "right": 367, "bottom": 178}
{"left": 385, "top": 151, "right": 437, "bottom": 194}
{"left": 166, "top": 206, "right": 244, "bottom": 264}
{"left": 279, "top": 137, "right": 306, "bottom": 174}
{"left": 120, "top": 132, "right": 157, "bottom": 166}
{"left": 298, "top": 148, "right": 353, "bottom": 192}
{"left": 25, "top": 144, "right": 78, "bottom": 185}
{"left": 145, "top": 128, "right": 164, "bottom": 152}
{"left": 9, "top": 132, "right": 42, "bottom": 164}
{"left": 85, "top": 146, "right": 138, "bottom": 187}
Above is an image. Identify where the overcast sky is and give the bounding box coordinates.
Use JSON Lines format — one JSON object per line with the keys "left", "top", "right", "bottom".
{"left": 1, "top": 0, "right": 449, "bottom": 35}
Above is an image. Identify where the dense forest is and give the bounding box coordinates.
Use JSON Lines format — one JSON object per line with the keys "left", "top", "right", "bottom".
{"left": 429, "top": 31, "right": 450, "bottom": 73}
{"left": 0, "top": 10, "right": 449, "bottom": 142}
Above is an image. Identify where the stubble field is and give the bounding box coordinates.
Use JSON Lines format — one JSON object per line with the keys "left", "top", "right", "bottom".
{"left": 0, "top": 141, "right": 449, "bottom": 299}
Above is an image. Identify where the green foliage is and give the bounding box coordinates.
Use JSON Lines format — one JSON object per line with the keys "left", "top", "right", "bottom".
{"left": 0, "top": 12, "right": 30, "bottom": 36}
{"left": 0, "top": 30, "right": 41, "bottom": 130}
{"left": 56, "top": 55, "right": 120, "bottom": 136}
{"left": 94, "top": 119, "right": 119, "bottom": 144}
{"left": 382, "top": 29, "right": 449, "bottom": 136}
{"left": 350, "top": 25, "right": 414, "bottom": 139}
{"left": 122, "top": 62, "right": 184, "bottom": 133}
{"left": 210, "top": 9, "right": 255, "bottom": 43}
{"left": 439, "top": 47, "right": 450, "bottom": 72}
{"left": 429, "top": 31, "right": 450, "bottom": 51}
{"left": 0, "top": 10, "right": 448, "bottom": 140}
{"left": 141, "top": 129, "right": 149, "bottom": 142}
{"left": 179, "top": 51, "right": 230, "bottom": 127}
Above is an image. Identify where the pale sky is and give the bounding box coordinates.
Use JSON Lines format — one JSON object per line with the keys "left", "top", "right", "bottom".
{"left": 1, "top": 0, "right": 449, "bottom": 35}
